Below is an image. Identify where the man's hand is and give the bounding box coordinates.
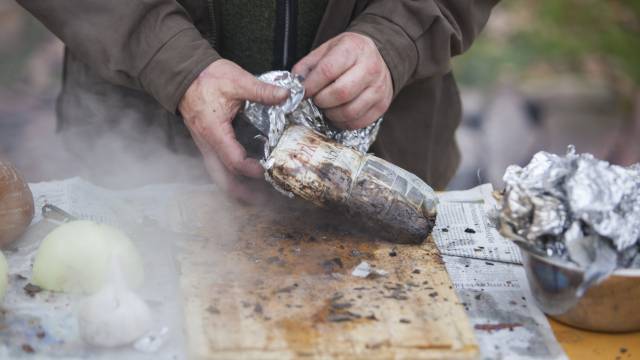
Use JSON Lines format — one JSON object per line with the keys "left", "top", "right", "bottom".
{"left": 292, "top": 32, "right": 393, "bottom": 130}
{"left": 179, "top": 59, "right": 289, "bottom": 202}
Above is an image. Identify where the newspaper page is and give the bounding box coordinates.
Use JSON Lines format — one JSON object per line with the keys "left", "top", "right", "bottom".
{"left": 435, "top": 183, "right": 522, "bottom": 264}
{"left": 435, "top": 185, "right": 567, "bottom": 360}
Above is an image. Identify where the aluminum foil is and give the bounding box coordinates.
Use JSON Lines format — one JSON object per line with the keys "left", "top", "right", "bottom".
{"left": 499, "top": 146, "right": 640, "bottom": 290}
{"left": 242, "top": 71, "right": 382, "bottom": 159}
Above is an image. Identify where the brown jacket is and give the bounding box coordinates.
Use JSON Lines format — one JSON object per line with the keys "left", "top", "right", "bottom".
{"left": 18, "top": 0, "right": 497, "bottom": 190}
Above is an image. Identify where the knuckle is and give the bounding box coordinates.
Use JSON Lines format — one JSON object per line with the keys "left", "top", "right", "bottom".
{"left": 319, "top": 62, "right": 336, "bottom": 80}
{"left": 312, "top": 94, "right": 327, "bottom": 109}
{"left": 366, "top": 62, "right": 381, "bottom": 77}
{"left": 334, "top": 86, "right": 351, "bottom": 103}
{"left": 326, "top": 109, "right": 345, "bottom": 125}
{"left": 371, "top": 102, "right": 384, "bottom": 115}
{"left": 380, "top": 91, "right": 392, "bottom": 109}
{"left": 253, "top": 83, "right": 267, "bottom": 101}
{"left": 347, "top": 34, "right": 363, "bottom": 47}
{"left": 382, "top": 97, "right": 392, "bottom": 110}
{"left": 372, "top": 83, "right": 386, "bottom": 98}
{"left": 343, "top": 105, "right": 360, "bottom": 121}
{"left": 225, "top": 159, "right": 242, "bottom": 176}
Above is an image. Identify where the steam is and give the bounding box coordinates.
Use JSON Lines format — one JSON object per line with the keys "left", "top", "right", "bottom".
{"left": 16, "top": 72, "right": 233, "bottom": 353}
{"left": 10, "top": 56, "right": 214, "bottom": 189}
{"left": 56, "top": 119, "right": 211, "bottom": 189}
{"left": 3, "top": 7, "right": 240, "bottom": 355}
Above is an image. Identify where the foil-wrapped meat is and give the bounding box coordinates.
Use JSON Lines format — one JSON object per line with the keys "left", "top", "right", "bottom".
{"left": 240, "top": 71, "right": 438, "bottom": 244}
{"left": 267, "top": 125, "right": 437, "bottom": 244}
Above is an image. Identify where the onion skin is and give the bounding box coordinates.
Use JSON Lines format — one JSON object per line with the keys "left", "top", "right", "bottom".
{"left": 0, "top": 160, "right": 34, "bottom": 247}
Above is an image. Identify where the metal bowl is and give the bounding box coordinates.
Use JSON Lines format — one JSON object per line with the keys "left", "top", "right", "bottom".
{"left": 517, "top": 243, "right": 640, "bottom": 332}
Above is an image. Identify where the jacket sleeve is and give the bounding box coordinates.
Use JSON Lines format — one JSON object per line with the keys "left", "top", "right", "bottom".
{"left": 347, "top": 0, "right": 498, "bottom": 97}
{"left": 17, "top": 0, "right": 221, "bottom": 113}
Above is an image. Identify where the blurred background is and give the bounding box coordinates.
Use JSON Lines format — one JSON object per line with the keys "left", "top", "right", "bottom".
{"left": 1, "top": 0, "right": 639, "bottom": 189}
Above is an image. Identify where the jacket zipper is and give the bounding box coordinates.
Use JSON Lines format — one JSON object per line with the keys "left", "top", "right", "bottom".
{"left": 273, "top": 0, "right": 297, "bottom": 70}
{"left": 282, "top": 0, "right": 291, "bottom": 69}
{"left": 206, "top": 0, "right": 217, "bottom": 49}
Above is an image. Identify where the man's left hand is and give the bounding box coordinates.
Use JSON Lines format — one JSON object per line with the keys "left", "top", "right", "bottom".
{"left": 292, "top": 32, "right": 393, "bottom": 130}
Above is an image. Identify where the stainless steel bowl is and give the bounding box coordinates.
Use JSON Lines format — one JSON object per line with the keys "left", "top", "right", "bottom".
{"left": 517, "top": 243, "right": 640, "bottom": 332}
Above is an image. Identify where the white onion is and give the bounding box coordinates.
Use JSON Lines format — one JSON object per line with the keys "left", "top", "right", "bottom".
{"left": 32, "top": 220, "right": 144, "bottom": 293}
{"left": 0, "top": 251, "right": 7, "bottom": 299}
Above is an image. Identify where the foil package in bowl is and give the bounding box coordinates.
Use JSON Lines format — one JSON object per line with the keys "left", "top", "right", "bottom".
{"left": 498, "top": 146, "right": 640, "bottom": 332}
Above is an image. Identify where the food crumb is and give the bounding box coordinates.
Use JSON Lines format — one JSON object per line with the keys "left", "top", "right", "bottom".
{"left": 254, "top": 303, "right": 263, "bottom": 315}
{"left": 23, "top": 283, "right": 43, "bottom": 298}
{"left": 21, "top": 344, "right": 34, "bottom": 353}
{"left": 474, "top": 323, "right": 522, "bottom": 333}
{"left": 464, "top": 228, "right": 476, "bottom": 234}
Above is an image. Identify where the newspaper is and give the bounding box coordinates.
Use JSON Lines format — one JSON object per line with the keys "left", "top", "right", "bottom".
{"left": 435, "top": 185, "right": 567, "bottom": 360}
{"left": 435, "top": 183, "right": 522, "bottom": 264}
{"left": 29, "top": 177, "right": 197, "bottom": 227}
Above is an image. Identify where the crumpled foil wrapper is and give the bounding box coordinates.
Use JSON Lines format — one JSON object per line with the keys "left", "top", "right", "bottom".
{"left": 499, "top": 146, "right": 640, "bottom": 291}
{"left": 243, "top": 71, "right": 382, "bottom": 159}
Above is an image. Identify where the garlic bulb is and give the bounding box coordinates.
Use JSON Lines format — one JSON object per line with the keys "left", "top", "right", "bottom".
{"left": 32, "top": 220, "right": 144, "bottom": 293}
{"left": 0, "top": 251, "right": 7, "bottom": 299}
{"left": 78, "top": 281, "right": 153, "bottom": 347}
{"left": 78, "top": 255, "right": 152, "bottom": 347}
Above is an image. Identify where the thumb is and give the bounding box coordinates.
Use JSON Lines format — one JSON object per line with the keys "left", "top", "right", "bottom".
{"left": 238, "top": 75, "right": 290, "bottom": 105}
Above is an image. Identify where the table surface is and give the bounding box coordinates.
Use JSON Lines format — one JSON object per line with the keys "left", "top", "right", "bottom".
{"left": 549, "top": 318, "right": 639, "bottom": 359}
{"left": 178, "top": 197, "right": 639, "bottom": 360}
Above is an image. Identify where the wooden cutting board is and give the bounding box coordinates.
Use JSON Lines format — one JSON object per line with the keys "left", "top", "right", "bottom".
{"left": 171, "top": 189, "right": 478, "bottom": 359}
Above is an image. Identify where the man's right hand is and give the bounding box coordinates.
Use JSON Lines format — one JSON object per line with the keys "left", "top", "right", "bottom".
{"left": 179, "top": 60, "right": 289, "bottom": 202}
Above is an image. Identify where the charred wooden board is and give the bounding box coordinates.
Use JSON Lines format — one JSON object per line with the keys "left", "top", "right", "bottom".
{"left": 171, "top": 190, "right": 478, "bottom": 359}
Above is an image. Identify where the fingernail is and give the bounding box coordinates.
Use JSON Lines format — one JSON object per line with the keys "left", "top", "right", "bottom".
{"left": 293, "top": 64, "right": 310, "bottom": 76}
{"left": 276, "top": 87, "right": 289, "bottom": 99}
